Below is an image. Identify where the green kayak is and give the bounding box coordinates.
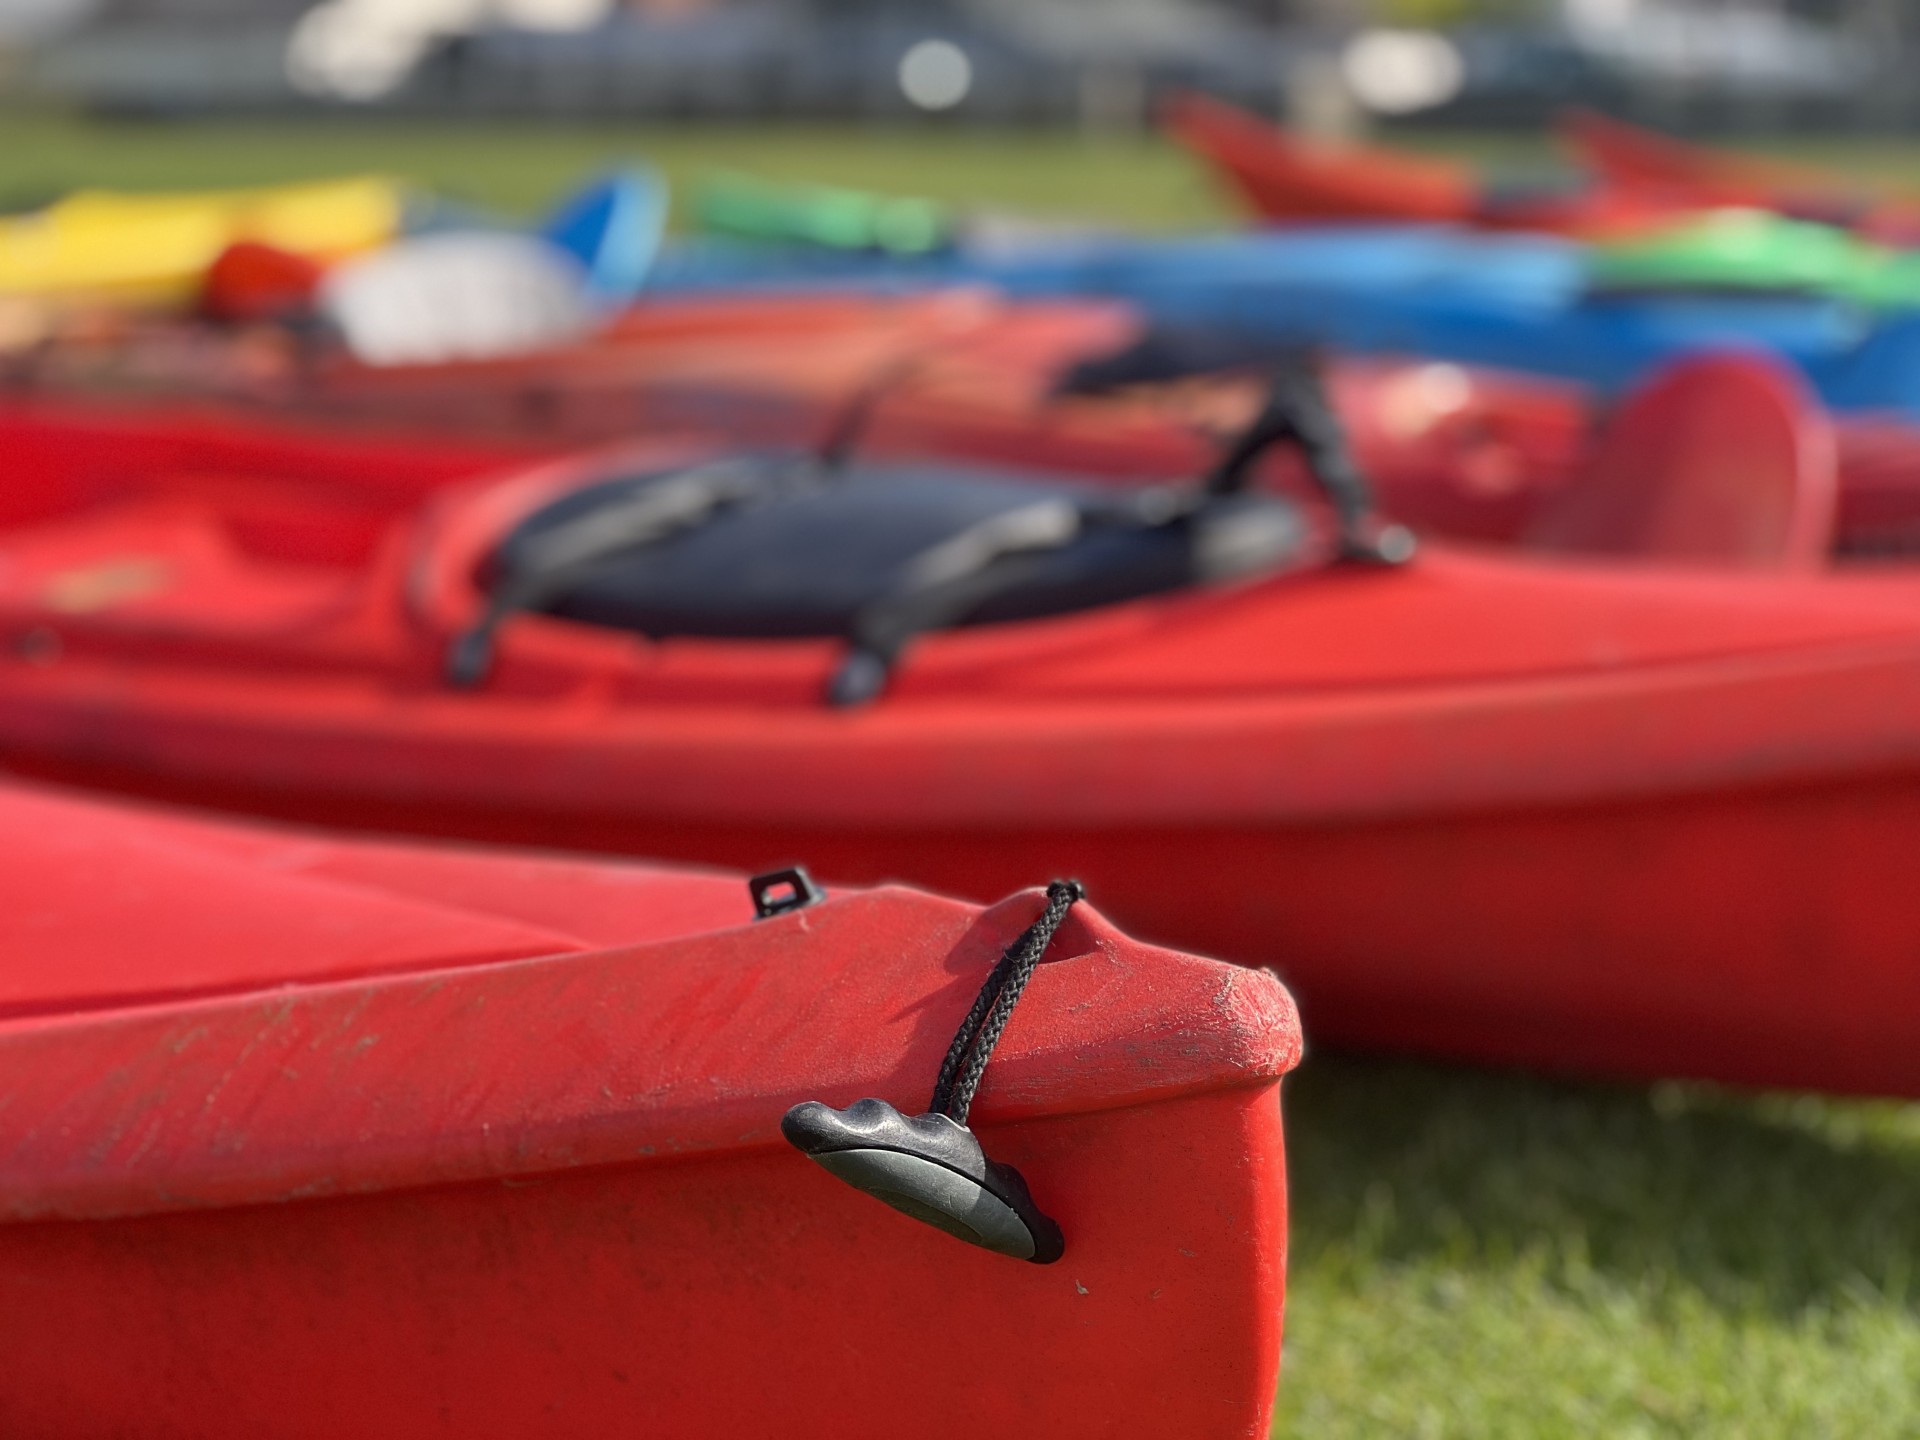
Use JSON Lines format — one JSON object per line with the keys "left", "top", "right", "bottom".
{"left": 695, "top": 172, "right": 955, "bottom": 256}
{"left": 1588, "top": 208, "right": 1920, "bottom": 310}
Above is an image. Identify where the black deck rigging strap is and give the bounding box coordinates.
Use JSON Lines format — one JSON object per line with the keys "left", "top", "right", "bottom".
{"left": 445, "top": 458, "right": 781, "bottom": 687}
{"left": 820, "top": 366, "right": 1406, "bottom": 702}
{"left": 449, "top": 360, "right": 1407, "bottom": 693}
{"left": 812, "top": 348, "right": 928, "bottom": 471}
{"left": 827, "top": 496, "right": 1088, "bottom": 704}
{"left": 446, "top": 355, "right": 929, "bottom": 687}
{"left": 1205, "top": 362, "right": 1414, "bottom": 563}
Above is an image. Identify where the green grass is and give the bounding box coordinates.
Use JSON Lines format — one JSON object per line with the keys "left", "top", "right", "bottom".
{"left": 1278, "top": 1056, "right": 1920, "bottom": 1435}
{"left": 8, "top": 109, "right": 1920, "bottom": 232}
{"left": 0, "top": 110, "right": 1232, "bottom": 229}
{"left": 9, "top": 107, "right": 1920, "bottom": 1432}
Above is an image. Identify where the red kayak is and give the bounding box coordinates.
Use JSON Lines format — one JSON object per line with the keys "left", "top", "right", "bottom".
{"left": 34, "top": 314, "right": 1913, "bottom": 561}
{"left": 8, "top": 288, "right": 1597, "bottom": 546}
{"left": 5, "top": 352, "right": 1920, "bottom": 1098}
{"left": 0, "top": 781, "right": 1299, "bottom": 1438}
{"left": 11, "top": 289, "right": 1137, "bottom": 446}
{"left": 1562, "top": 108, "right": 1920, "bottom": 244}
{"left": 1164, "top": 92, "right": 1693, "bottom": 239}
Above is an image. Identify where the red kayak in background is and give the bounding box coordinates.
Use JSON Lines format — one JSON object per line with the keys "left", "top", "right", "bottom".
{"left": 0, "top": 781, "right": 1299, "bottom": 1439}
{"left": 5, "top": 287, "right": 1597, "bottom": 545}
{"left": 14, "top": 282, "right": 1920, "bottom": 556}
{"left": 8, "top": 288, "right": 1136, "bottom": 447}
{"left": 1562, "top": 108, "right": 1920, "bottom": 244}
{"left": 1164, "top": 92, "right": 1693, "bottom": 239}
{"left": 6, "top": 353, "right": 1920, "bottom": 1097}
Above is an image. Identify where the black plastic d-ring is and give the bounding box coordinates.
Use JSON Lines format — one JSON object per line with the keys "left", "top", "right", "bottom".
{"left": 749, "top": 866, "right": 826, "bottom": 920}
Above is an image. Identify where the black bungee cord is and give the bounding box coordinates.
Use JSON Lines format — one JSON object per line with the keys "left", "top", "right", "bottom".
{"left": 780, "top": 880, "right": 1085, "bottom": 1264}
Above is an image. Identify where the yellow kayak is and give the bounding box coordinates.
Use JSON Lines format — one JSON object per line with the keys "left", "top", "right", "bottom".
{"left": 0, "top": 175, "right": 407, "bottom": 308}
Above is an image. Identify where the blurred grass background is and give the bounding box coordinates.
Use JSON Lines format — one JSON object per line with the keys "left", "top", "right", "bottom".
{"left": 9, "top": 108, "right": 1920, "bottom": 1434}
{"left": 14, "top": 109, "right": 1920, "bottom": 229}
{"left": 0, "top": 111, "right": 1231, "bottom": 224}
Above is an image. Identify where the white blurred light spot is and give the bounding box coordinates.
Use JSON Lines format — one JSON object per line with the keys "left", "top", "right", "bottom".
{"left": 288, "top": 0, "right": 610, "bottom": 101}
{"left": 287, "top": 3, "right": 432, "bottom": 101}
{"left": 1564, "top": 0, "right": 1640, "bottom": 35}
{"left": 1342, "top": 29, "right": 1465, "bottom": 116}
{"left": 497, "top": 0, "right": 613, "bottom": 31}
{"left": 0, "top": 0, "right": 98, "bottom": 44}
{"left": 899, "top": 39, "right": 972, "bottom": 112}
{"left": 1378, "top": 363, "right": 1471, "bottom": 441}
{"left": 1411, "top": 363, "right": 1473, "bottom": 414}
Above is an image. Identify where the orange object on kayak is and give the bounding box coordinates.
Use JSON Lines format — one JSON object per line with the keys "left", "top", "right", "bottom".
{"left": 7, "top": 355, "right": 1920, "bottom": 1098}
{"left": 0, "top": 780, "right": 1300, "bottom": 1439}
{"left": 1165, "top": 92, "right": 1691, "bottom": 239}
{"left": 199, "top": 239, "right": 326, "bottom": 325}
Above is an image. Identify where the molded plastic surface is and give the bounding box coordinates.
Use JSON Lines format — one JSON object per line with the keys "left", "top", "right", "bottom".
{"left": 0, "top": 783, "right": 1300, "bottom": 1438}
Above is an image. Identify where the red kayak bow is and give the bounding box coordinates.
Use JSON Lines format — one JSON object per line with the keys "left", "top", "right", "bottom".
{"left": 0, "top": 782, "right": 1299, "bottom": 1438}
{"left": 1562, "top": 108, "right": 1920, "bottom": 244}
{"left": 1164, "top": 92, "right": 1695, "bottom": 239}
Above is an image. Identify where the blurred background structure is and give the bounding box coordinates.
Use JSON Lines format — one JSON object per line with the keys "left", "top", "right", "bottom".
{"left": 7, "top": 0, "right": 1912, "bottom": 132}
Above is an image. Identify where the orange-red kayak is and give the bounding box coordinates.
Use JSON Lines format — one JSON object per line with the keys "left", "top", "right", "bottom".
{"left": 0, "top": 780, "right": 1299, "bottom": 1439}
{"left": 1165, "top": 92, "right": 1694, "bottom": 239}
{"left": 1561, "top": 108, "right": 1920, "bottom": 244}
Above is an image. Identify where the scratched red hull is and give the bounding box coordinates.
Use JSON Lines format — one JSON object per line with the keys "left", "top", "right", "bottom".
{"left": 0, "top": 782, "right": 1298, "bottom": 1439}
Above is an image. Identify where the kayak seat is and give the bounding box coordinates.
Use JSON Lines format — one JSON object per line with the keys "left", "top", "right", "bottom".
{"left": 1526, "top": 353, "right": 1837, "bottom": 569}
{"left": 451, "top": 363, "right": 1408, "bottom": 702}
{"left": 464, "top": 457, "right": 1317, "bottom": 703}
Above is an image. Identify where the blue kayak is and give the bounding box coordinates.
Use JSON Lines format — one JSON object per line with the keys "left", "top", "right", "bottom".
{"left": 541, "top": 168, "right": 670, "bottom": 310}
{"left": 645, "top": 225, "right": 1920, "bottom": 418}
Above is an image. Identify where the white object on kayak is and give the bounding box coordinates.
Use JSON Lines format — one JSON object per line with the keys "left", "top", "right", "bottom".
{"left": 320, "top": 231, "right": 593, "bottom": 366}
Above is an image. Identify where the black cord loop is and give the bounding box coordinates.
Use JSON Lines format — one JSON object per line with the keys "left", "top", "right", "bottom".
{"left": 929, "top": 879, "right": 1084, "bottom": 1125}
